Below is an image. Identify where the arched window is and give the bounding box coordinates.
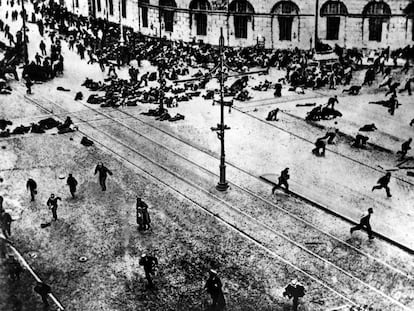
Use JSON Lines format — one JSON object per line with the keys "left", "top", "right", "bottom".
{"left": 140, "top": 0, "right": 149, "bottom": 28}
{"left": 320, "top": 0, "right": 348, "bottom": 40}
{"left": 271, "top": 1, "right": 299, "bottom": 41}
{"left": 404, "top": 2, "right": 414, "bottom": 41}
{"left": 190, "top": 0, "right": 211, "bottom": 36}
{"left": 363, "top": 1, "right": 391, "bottom": 42}
{"left": 108, "top": 0, "right": 113, "bottom": 15}
{"left": 229, "top": 0, "right": 255, "bottom": 39}
{"left": 160, "top": 0, "right": 177, "bottom": 32}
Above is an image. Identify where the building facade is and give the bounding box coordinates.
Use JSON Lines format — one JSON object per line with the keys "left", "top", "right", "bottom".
{"left": 64, "top": 0, "right": 414, "bottom": 49}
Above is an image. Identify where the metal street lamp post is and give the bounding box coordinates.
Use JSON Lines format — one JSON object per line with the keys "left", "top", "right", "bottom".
{"left": 211, "top": 28, "right": 230, "bottom": 191}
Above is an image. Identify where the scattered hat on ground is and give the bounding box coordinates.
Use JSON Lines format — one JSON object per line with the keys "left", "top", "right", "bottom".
{"left": 80, "top": 136, "right": 93, "bottom": 147}
{"left": 29, "top": 252, "right": 38, "bottom": 258}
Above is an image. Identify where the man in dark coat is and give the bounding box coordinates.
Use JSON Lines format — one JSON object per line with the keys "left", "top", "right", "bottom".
{"left": 350, "top": 208, "right": 374, "bottom": 239}
{"left": 136, "top": 198, "right": 151, "bottom": 231}
{"left": 26, "top": 178, "right": 37, "bottom": 201}
{"left": 272, "top": 168, "right": 290, "bottom": 193}
{"left": 139, "top": 254, "right": 158, "bottom": 289}
{"left": 372, "top": 172, "right": 392, "bottom": 197}
{"left": 312, "top": 137, "right": 327, "bottom": 156}
{"left": 94, "top": 162, "right": 113, "bottom": 191}
{"left": 66, "top": 173, "right": 78, "bottom": 198}
{"left": 46, "top": 193, "right": 62, "bottom": 221}
{"left": 205, "top": 269, "right": 226, "bottom": 311}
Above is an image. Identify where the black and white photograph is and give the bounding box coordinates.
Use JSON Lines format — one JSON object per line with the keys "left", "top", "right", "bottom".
{"left": 0, "top": 0, "right": 413, "bottom": 310}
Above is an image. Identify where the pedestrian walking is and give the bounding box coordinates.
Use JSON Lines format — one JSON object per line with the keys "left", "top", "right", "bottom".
{"left": 66, "top": 173, "right": 78, "bottom": 198}
{"left": 94, "top": 162, "right": 113, "bottom": 191}
{"left": 322, "top": 123, "right": 339, "bottom": 144}
{"left": 39, "top": 40, "right": 46, "bottom": 55}
{"left": 350, "top": 208, "right": 374, "bottom": 239}
{"left": 35, "top": 52, "right": 42, "bottom": 65}
{"left": 136, "top": 197, "right": 151, "bottom": 231}
{"left": 388, "top": 94, "right": 398, "bottom": 116}
{"left": 326, "top": 95, "right": 338, "bottom": 109}
{"left": 1, "top": 210, "right": 12, "bottom": 238}
{"left": 272, "top": 168, "right": 289, "bottom": 193}
{"left": 107, "top": 64, "right": 117, "bottom": 78}
{"left": 139, "top": 253, "right": 158, "bottom": 289}
{"left": 26, "top": 178, "right": 37, "bottom": 201}
{"left": 46, "top": 193, "right": 61, "bottom": 221}
{"left": 372, "top": 172, "right": 392, "bottom": 197}
{"left": 283, "top": 279, "right": 306, "bottom": 311}
{"left": 205, "top": 269, "right": 226, "bottom": 311}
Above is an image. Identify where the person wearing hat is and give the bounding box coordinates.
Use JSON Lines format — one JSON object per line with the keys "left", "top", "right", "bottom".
{"left": 272, "top": 168, "right": 290, "bottom": 194}
{"left": 46, "top": 193, "right": 62, "bottom": 221}
{"left": 139, "top": 253, "right": 158, "bottom": 289}
{"left": 283, "top": 279, "right": 305, "bottom": 311}
{"left": 66, "top": 173, "right": 78, "bottom": 199}
{"left": 204, "top": 269, "right": 226, "bottom": 310}
{"left": 26, "top": 178, "right": 37, "bottom": 201}
{"left": 136, "top": 198, "right": 151, "bottom": 231}
{"left": 397, "top": 138, "right": 412, "bottom": 160}
{"left": 326, "top": 95, "right": 338, "bottom": 110}
{"left": 372, "top": 172, "right": 392, "bottom": 197}
{"left": 351, "top": 208, "right": 374, "bottom": 239}
{"left": 94, "top": 162, "right": 113, "bottom": 191}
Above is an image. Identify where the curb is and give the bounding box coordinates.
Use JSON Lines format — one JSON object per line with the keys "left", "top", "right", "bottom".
{"left": 260, "top": 175, "right": 414, "bottom": 255}
{"left": 281, "top": 110, "right": 394, "bottom": 154}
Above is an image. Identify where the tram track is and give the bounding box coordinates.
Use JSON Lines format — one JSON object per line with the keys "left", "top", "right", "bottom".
{"left": 19, "top": 91, "right": 414, "bottom": 310}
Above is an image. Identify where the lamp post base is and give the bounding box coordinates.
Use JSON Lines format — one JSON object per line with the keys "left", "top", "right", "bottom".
{"left": 216, "top": 181, "right": 229, "bottom": 192}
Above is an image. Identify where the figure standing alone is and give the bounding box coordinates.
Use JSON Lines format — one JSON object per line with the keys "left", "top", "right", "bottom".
{"left": 94, "top": 162, "right": 113, "bottom": 191}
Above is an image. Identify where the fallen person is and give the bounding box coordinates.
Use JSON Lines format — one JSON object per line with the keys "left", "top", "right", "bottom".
{"left": 168, "top": 113, "right": 185, "bottom": 122}
{"left": 0, "top": 119, "right": 12, "bottom": 130}
{"left": 342, "top": 85, "right": 361, "bottom": 95}
{"left": 266, "top": 108, "right": 279, "bottom": 121}
{"left": 359, "top": 124, "right": 377, "bottom": 132}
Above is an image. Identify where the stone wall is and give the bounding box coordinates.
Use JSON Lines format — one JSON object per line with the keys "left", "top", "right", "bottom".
{"left": 63, "top": 0, "right": 414, "bottom": 50}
